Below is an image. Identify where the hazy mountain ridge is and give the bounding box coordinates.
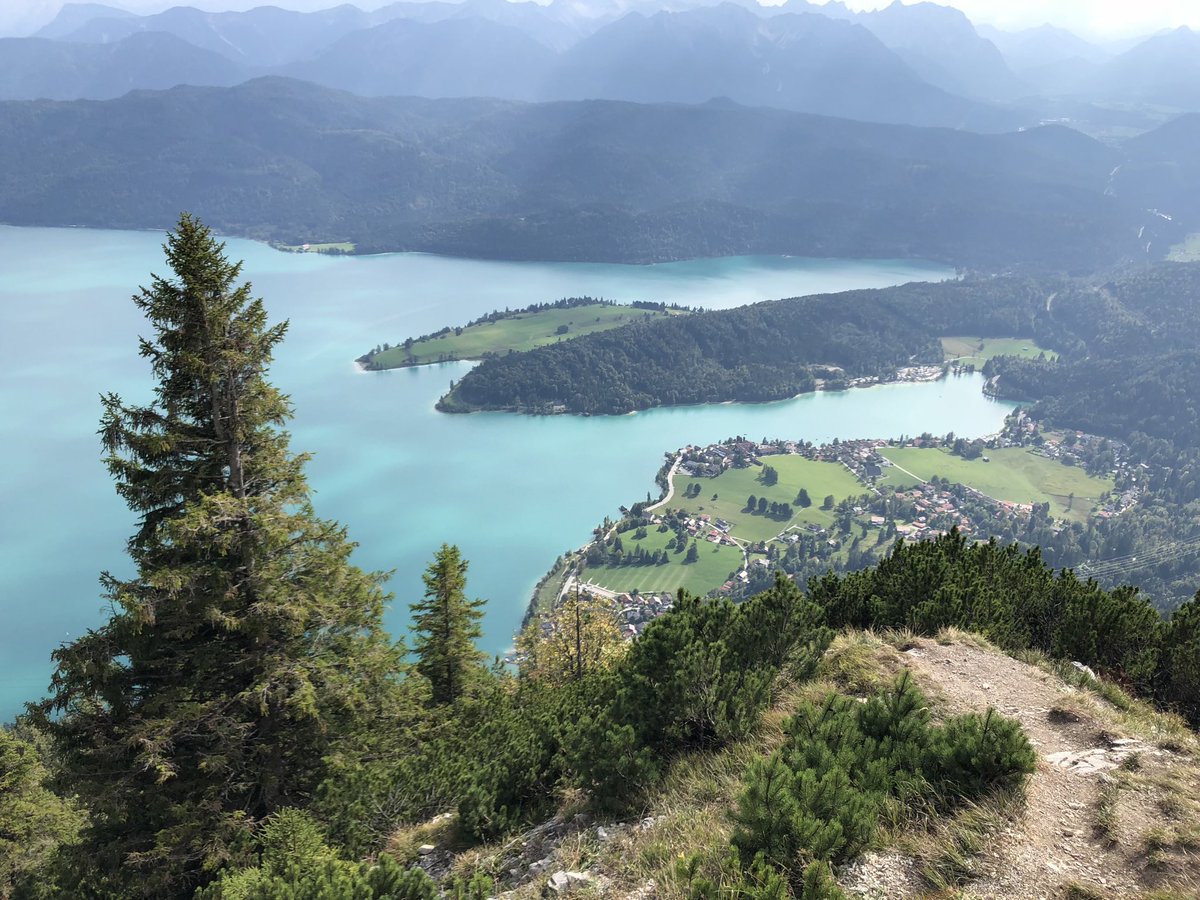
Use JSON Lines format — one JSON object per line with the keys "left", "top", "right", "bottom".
{"left": 848, "top": 1, "right": 1026, "bottom": 102}
{"left": 1082, "top": 27, "right": 1200, "bottom": 110}
{"left": 979, "top": 22, "right": 1111, "bottom": 73}
{"left": 281, "top": 15, "right": 559, "bottom": 99}
{"left": 32, "top": 2, "right": 133, "bottom": 38}
{"left": 0, "top": 31, "right": 249, "bottom": 101}
{"left": 13, "top": 1, "right": 1024, "bottom": 130}
{"left": 53, "top": 4, "right": 381, "bottom": 67}
{"left": 20, "top": 0, "right": 1200, "bottom": 131}
{"left": 539, "top": 5, "right": 1022, "bottom": 129}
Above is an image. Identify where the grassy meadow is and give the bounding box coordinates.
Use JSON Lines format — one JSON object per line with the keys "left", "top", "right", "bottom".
{"left": 369, "top": 304, "right": 681, "bottom": 369}
{"left": 879, "top": 446, "right": 1112, "bottom": 523}
{"left": 940, "top": 336, "right": 1057, "bottom": 366}
{"left": 581, "top": 524, "right": 742, "bottom": 595}
{"left": 667, "top": 456, "right": 867, "bottom": 543}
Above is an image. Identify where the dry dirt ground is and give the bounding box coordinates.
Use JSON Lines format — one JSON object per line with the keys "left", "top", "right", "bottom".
{"left": 842, "top": 636, "right": 1200, "bottom": 900}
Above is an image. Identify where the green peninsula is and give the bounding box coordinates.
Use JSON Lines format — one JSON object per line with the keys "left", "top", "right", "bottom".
{"left": 358, "top": 298, "right": 685, "bottom": 370}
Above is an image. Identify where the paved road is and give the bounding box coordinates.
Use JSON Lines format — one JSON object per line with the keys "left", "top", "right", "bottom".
{"left": 644, "top": 454, "right": 683, "bottom": 513}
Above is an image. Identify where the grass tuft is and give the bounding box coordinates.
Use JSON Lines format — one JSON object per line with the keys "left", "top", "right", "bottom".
{"left": 898, "top": 786, "right": 1025, "bottom": 892}
{"left": 1093, "top": 778, "right": 1122, "bottom": 845}
{"left": 385, "top": 813, "right": 465, "bottom": 863}
{"left": 933, "top": 626, "right": 996, "bottom": 652}
{"left": 817, "top": 630, "right": 903, "bottom": 695}
{"left": 881, "top": 626, "right": 920, "bottom": 650}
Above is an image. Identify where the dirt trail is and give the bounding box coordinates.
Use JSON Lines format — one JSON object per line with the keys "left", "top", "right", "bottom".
{"left": 899, "top": 638, "right": 1193, "bottom": 899}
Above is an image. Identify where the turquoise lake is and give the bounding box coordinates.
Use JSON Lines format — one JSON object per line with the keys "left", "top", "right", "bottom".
{"left": 0, "top": 225, "right": 1015, "bottom": 719}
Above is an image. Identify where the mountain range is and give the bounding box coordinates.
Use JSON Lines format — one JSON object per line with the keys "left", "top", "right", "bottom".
{"left": 0, "top": 0, "right": 1189, "bottom": 134}
{"left": 1, "top": 1, "right": 1025, "bottom": 130}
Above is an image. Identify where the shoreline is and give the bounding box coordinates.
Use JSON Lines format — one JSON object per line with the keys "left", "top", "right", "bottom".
{"left": 441, "top": 363, "right": 966, "bottom": 417}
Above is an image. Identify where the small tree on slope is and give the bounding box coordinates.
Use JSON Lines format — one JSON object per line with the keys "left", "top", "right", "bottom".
{"left": 411, "top": 543, "right": 487, "bottom": 704}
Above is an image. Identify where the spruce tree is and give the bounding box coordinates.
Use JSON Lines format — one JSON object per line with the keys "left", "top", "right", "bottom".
{"left": 36, "top": 214, "right": 400, "bottom": 897}
{"left": 411, "top": 544, "right": 486, "bottom": 704}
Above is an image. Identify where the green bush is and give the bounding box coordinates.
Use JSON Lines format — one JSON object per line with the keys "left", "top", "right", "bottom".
{"left": 566, "top": 578, "right": 832, "bottom": 806}
{"left": 926, "top": 709, "right": 1037, "bottom": 801}
{"left": 194, "top": 812, "right": 440, "bottom": 900}
{"left": 730, "top": 675, "right": 1034, "bottom": 886}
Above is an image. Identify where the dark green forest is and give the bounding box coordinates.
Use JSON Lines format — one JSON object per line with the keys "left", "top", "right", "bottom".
{"left": 0, "top": 78, "right": 1185, "bottom": 269}
{"left": 441, "top": 278, "right": 1056, "bottom": 414}
{"left": 985, "top": 264, "right": 1200, "bottom": 447}
{"left": 2, "top": 216, "right": 1198, "bottom": 899}
{"left": 447, "top": 264, "right": 1200, "bottom": 422}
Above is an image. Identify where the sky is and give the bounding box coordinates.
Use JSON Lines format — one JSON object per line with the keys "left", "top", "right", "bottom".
{"left": 833, "top": 0, "right": 1200, "bottom": 37}
{"left": 2, "top": 0, "right": 1198, "bottom": 40}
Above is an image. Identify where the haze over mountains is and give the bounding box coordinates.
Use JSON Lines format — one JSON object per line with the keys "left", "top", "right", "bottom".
{"left": 3, "top": 0, "right": 1199, "bottom": 134}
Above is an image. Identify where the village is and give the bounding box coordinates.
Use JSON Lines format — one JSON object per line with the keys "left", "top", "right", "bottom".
{"left": 542, "top": 410, "right": 1140, "bottom": 639}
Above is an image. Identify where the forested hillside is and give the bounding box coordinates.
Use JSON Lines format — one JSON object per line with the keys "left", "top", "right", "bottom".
{"left": 442, "top": 277, "right": 1052, "bottom": 414}
{"left": 0, "top": 78, "right": 1178, "bottom": 268}
{"left": 446, "top": 264, "right": 1200, "bottom": 417}
{"left": 441, "top": 292, "right": 946, "bottom": 414}
{"left": 986, "top": 263, "right": 1200, "bottom": 445}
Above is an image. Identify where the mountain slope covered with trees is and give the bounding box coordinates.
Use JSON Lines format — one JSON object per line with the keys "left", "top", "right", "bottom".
{"left": 445, "top": 264, "right": 1200, "bottom": 416}
{"left": 440, "top": 277, "right": 1051, "bottom": 414}
{"left": 985, "top": 264, "right": 1200, "bottom": 446}
{"left": 0, "top": 78, "right": 1182, "bottom": 268}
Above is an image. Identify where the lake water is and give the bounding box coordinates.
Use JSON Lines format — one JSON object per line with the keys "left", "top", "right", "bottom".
{"left": 0, "top": 225, "right": 1013, "bottom": 719}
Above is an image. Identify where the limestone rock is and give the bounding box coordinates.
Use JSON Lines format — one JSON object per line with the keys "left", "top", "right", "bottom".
{"left": 544, "top": 871, "right": 596, "bottom": 895}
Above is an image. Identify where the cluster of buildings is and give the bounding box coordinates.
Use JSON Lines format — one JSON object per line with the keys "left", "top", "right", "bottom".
{"left": 805, "top": 438, "right": 888, "bottom": 481}
{"left": 679, "top": 436, "right": 888, "bottom": 481}
{"left": 889, "top": 483, "right": 981, "bottom": 540}
{"left": 680, "top": 513, "right": 738, "bottom": 546}
{"left": 541, "top": 580, "right": 677, "bottom": 641}
{"left": 547, "top": 415, "right": 1144, "bottom": 641}
{"left": 836, "top": 364, "right": 946, "bottom": 389}
{"left": 612, "top": 591, "right": 674, "bottom": 638}
{"left": 1095, "top": 488, "right": 1141, "bottom": 519}
{"left": 676, "top": 439, "right": 785, "bottom": 477}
